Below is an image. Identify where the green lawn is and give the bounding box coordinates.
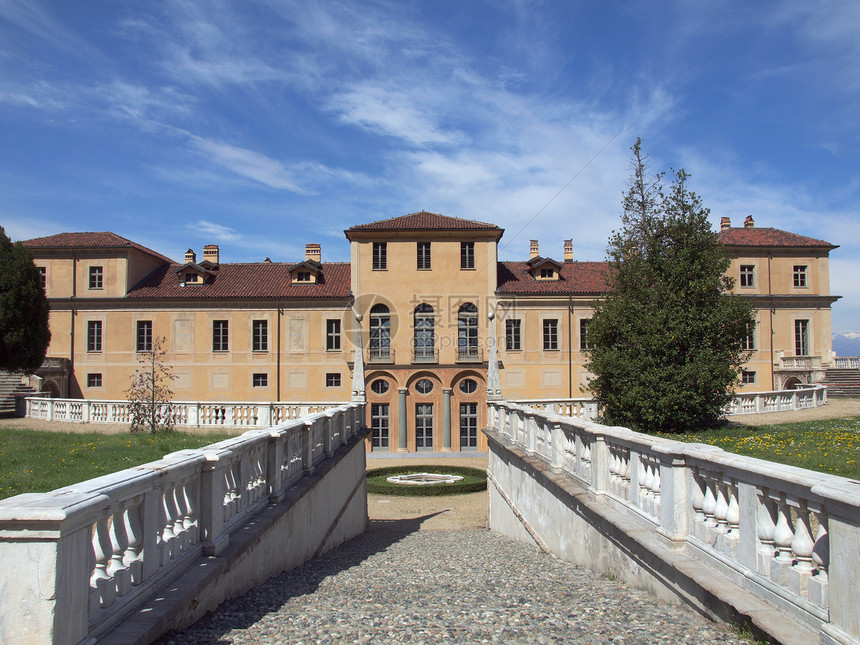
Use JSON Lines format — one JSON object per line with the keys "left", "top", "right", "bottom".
{"left": 656, "top": 416, "right": 860, "bottom": 479}
{"left": 0, "top": 427, "right": 236, "bottom": 500}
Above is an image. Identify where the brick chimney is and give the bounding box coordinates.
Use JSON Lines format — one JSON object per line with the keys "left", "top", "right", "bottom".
{"left": 743, "top": 215, "right": 755, "bottom": 228}
{"left": 305, "top": 243, "right": 321, "bottom": 263}
{"left": 529, "top": 240, "right": 539, "bottom": 259}
{"left": 564, "top": 239, "right": 573, "bottom": 263}
{"left": 720, "top": 217, "right": 731, "bottom": 231}
{"left": 184, "top": 248, "right": 196, "bottom": 264}
{"left": 203, "top": 244, "right": 219, "bottom": 265}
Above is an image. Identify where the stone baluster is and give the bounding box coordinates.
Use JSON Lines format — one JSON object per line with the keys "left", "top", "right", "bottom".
{"left": 172, "top": 483, "right": 190, "bottom": 551}
{"left": 714, "top": 481, "right": 729, "bottom": 534}
{"left": 773, "top": 495, "right": 795, "bottom": 563}
{"left": 702, "top": 476, "right": 717, "bottom": 528}
{"left": 788, "top": 499, "right": 816, "bottom": 597}
{"left": 123, "top": 502, "right": 144, "bottom": 585}
{"left": 650, "top": 463, "right": 661, "bottom": 506}
{"left": 756, "top": 491, "right": 777, "bottom": 576}
{"left": 91, "top": 515, "right": 114, "bottom": 610}
{"left": 324, "top": 410, "right": 335, "bottom": 457}
{"left": 726, "top": 483, "right": 740, "bottom": 537}
{"left": 162, "top": 486, "right": 179, "bottom": 562}
{"left": 691, "top": 471, "right": 705, "bottom": 524}
{"left": 808, "top": 512, "right": 829, "bottom": 608}
{"left": 107, "top": 507, "right": 131, "bottom": 596}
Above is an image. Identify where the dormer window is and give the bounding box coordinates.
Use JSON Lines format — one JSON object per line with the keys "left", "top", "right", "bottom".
{"left": 528, "top": 257, "right": 562, "bottom": 281}
{"left": 289, "top": 259, "right": 321, "bottom": 284}
{"left": 184, "top": 272, "right": 203, "bottom": 285}
{"left": 296, "top": 271, "right": 312, "bottom": 283}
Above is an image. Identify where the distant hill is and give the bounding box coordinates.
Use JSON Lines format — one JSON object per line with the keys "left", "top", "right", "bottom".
{"left": 833, "top": 333, "right": 860, "bottom": 357}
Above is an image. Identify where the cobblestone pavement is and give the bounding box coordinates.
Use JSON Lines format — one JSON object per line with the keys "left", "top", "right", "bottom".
{"left": 158, "top": 522, "right": 748, "bottom": 645}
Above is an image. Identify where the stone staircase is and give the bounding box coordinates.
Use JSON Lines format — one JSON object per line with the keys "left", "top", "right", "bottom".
{"left": 0, "top": 371, "right": 36, "bottom": 416}
{"left": 821, "top": 368, "right": 860, "bottom": 397}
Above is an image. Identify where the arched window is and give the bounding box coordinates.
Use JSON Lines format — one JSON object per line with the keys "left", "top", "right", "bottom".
{"left": 459, "top": 378, "right": 478, "bottom": 394}
{"left": 413, "top": 304, "right": 435, "bottom": 362}
{"left": 370, "top": 379, "right": 389, "bottom": 395}
{"left": 458, "top": 303, "right": 478, "bottom": 360}
{"left": 369, "top": 304, "right": 391, "bottom": 361}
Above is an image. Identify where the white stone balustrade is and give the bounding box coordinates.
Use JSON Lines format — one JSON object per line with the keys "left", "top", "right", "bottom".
{"left": 512, "top": 385, "right": 828, "bottom": 420}
{"left": 488, "top": 400, "right": 860, "bottom": 644}
{"left": 25, "top": 397, "right": 346, "bottom": 428}
{"left": 0, "top": 402, "right": 364, "bottom": 645}
{"left": 834, "top": 357, "right": 860, "bottom": 369}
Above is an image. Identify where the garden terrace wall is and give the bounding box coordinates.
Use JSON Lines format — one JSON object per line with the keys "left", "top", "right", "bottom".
{"left": 0, "top": 403, "right": 367, "bottom": 645}
{"left": 486, "top": 400, "right": 860, "bottom": 645}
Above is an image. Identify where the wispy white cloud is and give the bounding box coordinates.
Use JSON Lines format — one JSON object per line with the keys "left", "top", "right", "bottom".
{"left": 193, "top": 220, "right": 240, "bottom": 242}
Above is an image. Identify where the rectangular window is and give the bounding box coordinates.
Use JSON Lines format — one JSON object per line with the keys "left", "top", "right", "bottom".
{"left": 416, "top": 403, "right": 434, "bottom": 450}
{"left": 326, "top": 319, "right": 341, "bottom": 351}
{"left": 372, "top": 242, "right": 387, "bottom": 270}
{"left": 253, "top": 320, "right": 268, "bottom": 352}
{"left": 739, "top": 265, "right": 755, "bottom": 288}
{"left": 461, "top": 242, "right": 475, "bottom": 270}
{"left": 543, "top": 319, "right": 559, "bottom": 351}
{"left": 742, "top": 323, "right": 756, "bottom": 351}
{"left": 505, "top": 319, "right": 521, "bottom": 351}
{"left": 326, "top": 373, "right": 342, "bottom": 387}
{"left": 580, "top": 319, "right": 591, "bottom": 351}
{"left": 741, "top": 370, "right": 756, "bottom": 384}
{"left": 417, "top": 242, "right": 431, "bottom": 270}
{"left": 795, "top": 319, "right": 809, "bottom": 356}
{"left": 539, "top": 267, "right": 554, "bottom": 279}
{"left": 38, "top": 266, "right": 46, "bottom": 290}
{"left": 87, "top": 320, "right": 102, "bottom": 352}
{"left": 252, "top": 373, "right": 268, "bottom": 387}
{"left": 87, "top": 373, "right": 102, "bottom": 388}
{"left": 213, "top": 320, "right": 229, "bottom": 352}
{"left": 460, "top": 402, "right": 478, "bottom": 449}
{"left": 793, "top": 265, "right": 808, "bottom": 288}
{"left": 136, "top": 320, "right": 152, "bottom": 352}
{"left": 89, "top": 266, "right": 103, "bottom": 289}
{"left": 371, "top": 403, "right": 389, "bottom": 450}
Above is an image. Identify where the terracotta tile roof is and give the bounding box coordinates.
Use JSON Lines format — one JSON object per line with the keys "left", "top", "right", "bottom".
{"left": 347, "top": 211, "right": 501, "bottom": 232}
{"left": 496, "top": 261, "right": 610, "bottom": 295}
{"left": 716, "top": 227, "right": 836, "bottom": 249}
{"left": 20, "top": 232, "right": 175, "bottom": 263}
{"left": 127, "top": 262, "right": 351, "bottom": 299}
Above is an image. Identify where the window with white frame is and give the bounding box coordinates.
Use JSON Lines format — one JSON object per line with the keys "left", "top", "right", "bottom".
{"left": 87, "top": 320, "right": 102, "bottom": 352}
{"left": 87, "top": 373, "right": 102, "bottom": 388}
{"left": 794, "top": 319, "right": 810, "bottom": 356}
{"left": 417, "top": 242, "right": 431, "bottom": 270}
{"left": 793, "top": 265, "right": 808, "bottom": 288}
{"left": 457, "top": 303, "right": 478, "bottom": 359}
{"left": 213, "top": 320, "right": 229, "bottom": 352}
{"left": 253, "top": 320, "right": 268, "bottom": 352}
{"left": 38, "top": 266, "right": 46, "bottom": 290}
{"left": 371, "top": 403, "right": 389, "bottom": 449}
{"left": 739, "top": 265, "right": 755, "bottom": 288}
{"left": 742, "top": 322, "right": 756, "bottom": 351}
{"left": 461, "top": 242, "right": 475, "bottom": 270}
{"left": 326, "top": 373, "right": 341, "bottom": 387}
{"left": 136, "top": 320, "right": 152, "bottom": 352}
{"left": 89, "top": 266, "right": 103, "bottom": 289}
{"left": 741, "top": 370, "right": 756, "bottom": 384}
{"left": 579, "top": 319, "right": 590, "bottom": 351}
{"left": 372, "top": 242, "right": 387, "bottom": 270}
{"left": 460, "top": 402, "right": 478, "bottom": 449}
{"left": 505, "top": 319, "right": 521, "bottom": 351}
{"left": 253, "top": 373, "right": 268, "bottom": 387}
{"left": 543, "top": 319, "right": 559, "bottom": 351}
{"left": 326, "top": 319, "right": 341, "bottom": 351}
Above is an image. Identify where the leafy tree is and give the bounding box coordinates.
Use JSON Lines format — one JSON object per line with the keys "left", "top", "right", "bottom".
{"left": 585, "top": 139, "right": 754, "bottom": 433}
{"left": 0, "top": 226, "right": 51, "bottom": 372}
{"left": 126, "top": 337, "right": 176, "bottom": 433}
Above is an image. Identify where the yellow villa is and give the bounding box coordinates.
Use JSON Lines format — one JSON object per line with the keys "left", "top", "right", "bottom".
{"left": 23, "top": 211, "right": 840, "bottom": 452}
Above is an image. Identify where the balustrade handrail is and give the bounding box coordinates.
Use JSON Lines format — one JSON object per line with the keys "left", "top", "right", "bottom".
{"left": 834, "top": 356, "right": 860, "bottom": 369}
{"left": 487, "top": 399, "right": 860, "bottom": 643}
{"left": 24, "top": 396, "right": 347, "bottom": 427}
{"left": 0, "top": 402, "right": 366, "bottom": 644}
{"left": 510, "top": 385, "right": 827, "bottom": 419}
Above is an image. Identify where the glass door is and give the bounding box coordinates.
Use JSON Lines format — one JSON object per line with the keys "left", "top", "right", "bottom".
{"left": 415, "top": 403, "right": 434, "bottom": 450}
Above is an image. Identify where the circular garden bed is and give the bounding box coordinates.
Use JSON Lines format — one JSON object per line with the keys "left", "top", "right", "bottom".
{"left": 367, "top": 465, "right": 488, "bottom": 497}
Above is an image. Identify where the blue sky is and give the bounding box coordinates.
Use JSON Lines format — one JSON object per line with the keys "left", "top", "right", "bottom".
{"left": 1, "top": 1, "right": 858, "bottom": 335}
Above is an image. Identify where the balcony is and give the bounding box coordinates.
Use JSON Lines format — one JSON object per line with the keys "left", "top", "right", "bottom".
{"left": 368, "top": 347, "right": 395, "bottom": 364}
{"left": 457, "top": 346, "right": 484, "bottom": 363}
{"left": 412, "top": 348, "right": 438, "bottom": 364}
{"left": 777, "top": 355, "right": 821, "bottom": 370}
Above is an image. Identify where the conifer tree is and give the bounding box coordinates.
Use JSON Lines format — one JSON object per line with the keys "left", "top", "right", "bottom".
{"left": 0, "top": 226, "right": 51, "bottom": 372}
{"left": 585, "top": 139, "right": 754, "bottom": 433}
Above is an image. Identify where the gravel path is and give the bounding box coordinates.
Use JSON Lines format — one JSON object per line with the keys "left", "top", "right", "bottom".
{"left": 157, "top": 526, "right": 747, "bottom": 644}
